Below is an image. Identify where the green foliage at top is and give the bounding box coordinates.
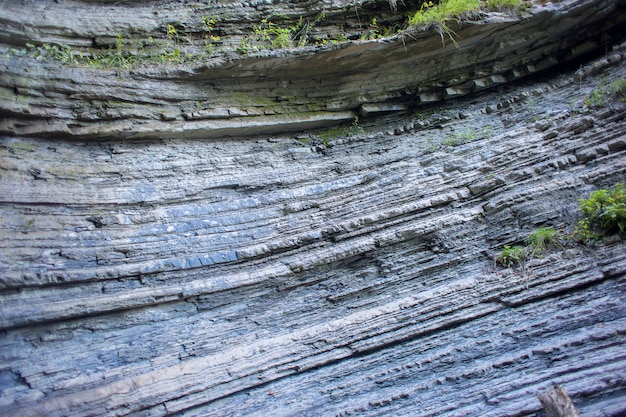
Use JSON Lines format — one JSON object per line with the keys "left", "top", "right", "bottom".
{"left": 409, "top": 0, "right": 524, "bottom": 47}
{"left": 409, "top": 0, "right": 523, "bottom": 25}
{"left": 575, "top": 183, "right": 626, "bottom": 242}
{"left": 485, "top": 0, "right": 524, "bottom": 10}
{"left": 409, "top": 0, "right": 482, "bottom": 26}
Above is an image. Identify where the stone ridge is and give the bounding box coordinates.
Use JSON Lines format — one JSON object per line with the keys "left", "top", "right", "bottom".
{"left": 1, "top": 49, "right": 626, "bottom": 416}
{"left": 1, "top": 0, "right": 625, "bottom": 139}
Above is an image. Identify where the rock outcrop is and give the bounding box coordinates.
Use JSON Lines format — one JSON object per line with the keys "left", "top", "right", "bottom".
{"left": 1, "top": 0, "right": 626, "bottom": 416}
{"left": 1, "top": 0, "right": 625, "bottom": 139}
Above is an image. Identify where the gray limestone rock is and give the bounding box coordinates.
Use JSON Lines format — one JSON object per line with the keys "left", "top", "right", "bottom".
{"left": 0, "top": 0, "right": 626, "bottom": 416}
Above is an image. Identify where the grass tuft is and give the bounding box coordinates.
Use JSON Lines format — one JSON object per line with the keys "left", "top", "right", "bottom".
{"left": 584, "top": 79, "right": 626, "bottom": 108}
{"left": 409, "top": 0, "right": 525, "bottom": 47}
{"left": 527, "top": 227, "right": 558, "bottom": 256}
{"left": 496, "top": 245, "right": 527, "bottom": 268}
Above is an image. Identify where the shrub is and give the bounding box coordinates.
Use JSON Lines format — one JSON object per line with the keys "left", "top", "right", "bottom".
{"left": 575, "top": 183, "right": 626, "bottom": 242}
{"left": 496, "top": 245, "right": 527, "bottom": 268}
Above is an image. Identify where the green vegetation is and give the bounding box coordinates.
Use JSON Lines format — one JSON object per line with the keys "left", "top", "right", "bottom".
{"left": 7, "top": 34, "right": 149, "bottom": 68}
{"left": 495, "top": 183, "right": 624, "bottom": 276}
{"left": 317, "top": 116, "right": 364, "bottom": 144}
{"left": 584, "top": 79, "right": 626, "bottom": 108}
{"left": 527, "top": 227, "right": 558, "bottom": 256}
{"left": 485, "top": 0, "right": 524, "bottom": 10}
{"left": 442, "top": 129, "right": 476, "bottom": 146}
{"left": 160, "top": 24, "right": 195, "bottom": 63}
{"left": 6, "top": 36, "right": 143, "bottom": 68}
{"left": 575, "top": 183, "right": 626, "bottom": 242}
{"left": 410, "top": 0, "right": 524, "bottom": 25}
{"left": 346, "top": 116, "right": 365, "bottom": 136}
{"left": 441, "top": 126, "right": 492, "bottom": 148}
{"left": 409, "top": 0, "right": 525, "bottom": 47}
{"left": 237, "top": 13, "right": 325, "bottom": 54}
{"left": 424, "top": 138, "right": 438, "bottom": 154}
{"left": 24, "top": 218, "right": 35, "bottom": 230}
{"left": 360, "top": 18, "right": 395, "bottom": 40}
{"left": 203, "top": 16, "right": 222, "bottom": 56}
{"left": 496, "top": 245, "right": 527, "bottom": 268}
{"left": 409, "top": 0, "right": 481, "bottom": 26}
{"left": 89, "top": 33, "right": 142, "bottom": 69}
{"left": 497, "top": 227, "right": 563, "bottom": 269}
{"left": 8, "top": 43, "right": 80, "bottom": 64}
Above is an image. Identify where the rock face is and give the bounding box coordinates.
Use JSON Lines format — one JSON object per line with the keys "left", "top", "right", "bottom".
{"left": 1, "top": 0, "right": 626, "bottom": 416}
{"left": 1, "top": 0, "right": 626, "bottom": 139}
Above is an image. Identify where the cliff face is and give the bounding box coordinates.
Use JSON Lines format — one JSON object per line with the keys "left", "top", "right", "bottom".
{"left": 1, "top": 1, "right": 626, "bottom": 416}
{"left": 1, "top": 0, "right": 625, "bottom": 139}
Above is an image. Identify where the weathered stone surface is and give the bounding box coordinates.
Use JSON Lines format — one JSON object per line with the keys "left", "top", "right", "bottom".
{"left": 1, "top": 54, "right": 626, "bottom": 415}
{"left": 1, "top": 0, "right": 625, "bottom": 139}
{"left": 1, "top": 0, "right": 626, "bottom": 416}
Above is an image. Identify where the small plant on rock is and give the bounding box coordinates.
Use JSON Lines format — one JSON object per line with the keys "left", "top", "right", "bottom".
{"left": 238, "top": 19, "right": 294, "bottom": 53}
{"left": 496, "top": 245, "right": 527, "bottom": 268}
{"left": 202, "top": 16, "right": 222, "bottom": 56}
{"left": 584, "top": 79, "right": 626, "bottom": 108}
{"left": 442, "top": 129, "right": 476, "bottom": 147}
{"left": 346, "top": 116, "right": 365, "bottom": 136}
{"left": 527, "top": 227, "right": 558, "bottom": 256}
{"left": 89, "top": 33, "right": 138, "bottom": 69}
{"left": 575, "top": 183, "right": 626, "bottom": 243}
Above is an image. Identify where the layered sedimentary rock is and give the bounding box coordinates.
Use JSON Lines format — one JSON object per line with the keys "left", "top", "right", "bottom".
{"left": 1, "top": 0, "right": 626, "bottom": 416}
{"left": 1, "top": 0, "right": 625, "bottom": 139}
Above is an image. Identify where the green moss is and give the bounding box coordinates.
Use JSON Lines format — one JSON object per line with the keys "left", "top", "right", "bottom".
{"left": 317, "top": 126, "right": 345, "bottom": 142}
{"left": 409, "top": 0, "right": 524, "bottom": 47}
{"left": 409, "top": 0, "right": 482, "bottom": 26}
{"left": 317, "top": 116, "right": 364, "bottom": 142}
{"left": 9, "top": 141, "right": 37, "bottom": 153}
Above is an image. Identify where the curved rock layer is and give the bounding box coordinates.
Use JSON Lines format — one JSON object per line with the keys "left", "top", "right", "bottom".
{"left": 1, "top": 1, "right": 626, "bottom": 417}
{"left": 1, "top": 0, "right": 626, "bottom": 139}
